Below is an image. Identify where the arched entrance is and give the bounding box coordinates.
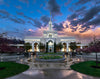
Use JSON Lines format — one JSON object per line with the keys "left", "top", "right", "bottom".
{"left": 48, "top": 40, "right": 54, "bottom": 52}
{"left": 34, "top": 43, "right": 39, "bottom": 52}
{"left": 63, "top": 43, "right": 66, "bottom": 52}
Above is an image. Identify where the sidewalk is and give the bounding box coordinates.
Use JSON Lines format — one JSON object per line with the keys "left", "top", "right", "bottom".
{"left": 6, "top": 69, "right": 100, "bottom": 79}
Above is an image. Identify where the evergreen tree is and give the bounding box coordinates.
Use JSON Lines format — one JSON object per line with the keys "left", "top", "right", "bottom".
{"left": 38, "top": 42, "right": 45, "bottom": 52}
{"left": 24, "top": 43, "right": 32, "bottom": 52}
{"left": 69, "top": 42, "right": 77, "bottom": 52}
{"left": 54, "top": 42, "right": 56, "bottom": 53}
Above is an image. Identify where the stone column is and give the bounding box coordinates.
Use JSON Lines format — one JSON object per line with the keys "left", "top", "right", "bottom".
{"left": 66, "top": 42, "right": 69, "bottom": 52}
{"left": 17, "top": 46, "right": 19, "bottom": 48}
{"left": 32, "top": 43, "right": 34, "bottom": 52}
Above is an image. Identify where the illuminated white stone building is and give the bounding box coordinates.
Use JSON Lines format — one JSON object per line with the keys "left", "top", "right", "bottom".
{"left": 24, "top": 18, "right": 76, "bottom": 52}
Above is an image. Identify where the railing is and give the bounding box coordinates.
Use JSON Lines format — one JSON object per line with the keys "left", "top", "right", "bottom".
{"left": 0, "top": 55, "right": 24, "bottom": 62}
{"left": 76, "top": 55, "right": 100, "bottom": 61}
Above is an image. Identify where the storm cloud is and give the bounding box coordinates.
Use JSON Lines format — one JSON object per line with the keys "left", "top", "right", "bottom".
{"left": 67, "top": 13, "right": 78, "bottom": 21}
{"left": 75, "top": 0, "right": 92, "bottom": 5}
{"left": 40, "top": 15, "right": 50, "bottom": 26}
{"left": 53, "top": 23, "right": 64, "bottom": 31}
{"left": 46, "top": 0, "right": 62, "bottom": 16}
{"left": 69, "top": 5, "right": 100, "bottom": 32}
{"left": 33, "top": 19, "right": 42, "bottom": 28}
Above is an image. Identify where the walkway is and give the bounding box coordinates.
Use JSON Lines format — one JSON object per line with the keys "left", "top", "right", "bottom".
{"left": 5, "top": 55, "right": 100, "bottom": 79}
{"left": 7, "top": 69, "right": 100, "bottom": 79}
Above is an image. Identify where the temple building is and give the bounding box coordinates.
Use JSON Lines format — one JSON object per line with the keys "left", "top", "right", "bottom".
{"left": 24, "top": 17, "right": 76, "bottom": 52}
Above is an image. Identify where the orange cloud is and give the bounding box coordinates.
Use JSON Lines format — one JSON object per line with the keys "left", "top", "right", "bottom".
{"left": 28, "top": 29, "right": 34, "bottom": 32}
{"left": 27, "top": 20, "right": 100, "bottom": 43}
{"left": 59, "top": 20, "right": 100, "bottom": 43}
{"left": 27, "top": 27, "right": 49, "bottom": 36}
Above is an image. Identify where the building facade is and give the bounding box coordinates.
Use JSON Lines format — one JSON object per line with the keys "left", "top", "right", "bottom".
{"left": 24, "top": 18, "right": 76, "bottom": 52}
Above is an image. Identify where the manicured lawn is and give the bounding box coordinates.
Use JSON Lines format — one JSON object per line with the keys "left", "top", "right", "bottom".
{"left": 0, "top": 62, "right": 29, "bottom": 79}
{"left": 39, "top": 55, "right": 63, "bottom": 59}
{"left": 71, "top": 61, "right": 100, "bottom": 77}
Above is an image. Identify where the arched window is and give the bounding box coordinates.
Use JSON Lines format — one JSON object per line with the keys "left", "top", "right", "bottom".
{"left": 49, "top": 34, "right": 52, "bottom": 38}
{"left": 48, "top": 40, "right": 53, "bottom": 46}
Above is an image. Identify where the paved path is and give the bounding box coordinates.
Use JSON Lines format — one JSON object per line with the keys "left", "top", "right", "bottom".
{"left": 6, "top": 69, "right": 100, "bottom": 79}
{"left": 7, "top": 69, "right": 100, "bottom": 79}
{"left": 5, "top": 56, "right": 100, "bottom": 79}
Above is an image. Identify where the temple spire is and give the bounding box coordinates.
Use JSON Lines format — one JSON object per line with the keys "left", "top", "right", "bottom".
{"left": 50, "top": 12, "right": 51, "bottom": 22}
{"left": 49, "top": 12, "right": 53, "bottom": 31}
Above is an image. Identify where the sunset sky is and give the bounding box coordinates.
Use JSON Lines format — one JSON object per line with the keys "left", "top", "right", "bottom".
{"left": 0, "top": 0, "right": 100, "bottom": 43}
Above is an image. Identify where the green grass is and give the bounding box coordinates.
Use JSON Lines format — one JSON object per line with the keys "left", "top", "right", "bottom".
{"left": 0, "top": 62, "right": 29, "bottom": 79}
{"left": 38, "top": 52, "right": 63, "bottom": 55}
{"left": 71, "top": 61, "right": 100, "bottom": 77}
{"left": 39, "top": 55, "right": 63, "bottom": 59}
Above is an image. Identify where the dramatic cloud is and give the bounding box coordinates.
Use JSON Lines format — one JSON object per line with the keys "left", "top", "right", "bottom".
{"left": 46, "top": 0, "right": 62, "bottom": 16}
{"left": 17, "top": 12, "right": 50, "bottom": 27}
{"left": 80, "top": 15, "right": 100, "bottom": 30}
{"left": 95, "top": 0, "right": 100, "bottom": 5}
{"left": 25, "top": 27, "right": 48, "bottom": 36}
{"left": 40, "top": 15, "right": 50, "bottom": 26}
{"left": 33, "top": 19, "right": 42, "bottom": 28}
{"left": 67, "top": 13, "right": 78, "bottom": 21}
{"left": 9, "top": 17, "right": 25, "bottom": 24}
{"left": 17, "top": 12, "right": 34, "bottom": 21}
{"left": 60, "top": 20, "right": 100, "bottom": 43}
{"left": 23, "top": 15, "right": 34, "bottom": 21}
{"left": 69, "top": 5, "right": 100, "bottom": 32}
{"left": 64, "top": 0, "right": 72, "bottom": 6}
{"left": 0, "top": 9, "right": 10, "bottom": 17}
{"left": 53, "top": 23, "right": 64, "bottom": 31}
{"left": 28, "top": 29, "right": 34, "bottom": 32}
{"left": 76, "top": 6, "right": 86, "bottom": 12}
{"left": 79, "top": 6, "right": 100, "bottom": 24}
{"left": 27, "top": 21, "right": 34, "bottom": 26}
{"left": 75, "top": 0, "right": 92, "bottom": 5}
{"left": 26, "top": 20, "right": 100, "bottom": 43}
{"left": 0, "top": 10, "right": 26, "bottom": 24}
{"left": 0, "top": 0, "right": 100, "bottom": 42}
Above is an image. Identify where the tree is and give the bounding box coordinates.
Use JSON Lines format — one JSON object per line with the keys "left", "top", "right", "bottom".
{"left": 83, "top": 39, "right": 100, "bottom": 67}
{"left": 69, "top": 42, "right": 77, "bottom": 52}
{"left": 56, "top": 42, "right": 63, "bottom": 52}
{"left": 90, "top": 41, "right": 100, "bottom": 67}
{"left": 54, "top": 42, "right": 56, "bottom": 53}
{"left": 76, "top": 48, "right": 82, "bottom": 53}
{"left": 89, "top": 35, "right": 100, "bottom": 67}
{"left": 46, "top": 42, "right": 48, "bottom": 53}
{"left": 24, "top": 43, "right": 32, "bottom": 52}
{"left": 89, "top": 41, "right": 94, "bottom": 46}
{"left": 38, "top": 42, "right": 45, "bottom": 52}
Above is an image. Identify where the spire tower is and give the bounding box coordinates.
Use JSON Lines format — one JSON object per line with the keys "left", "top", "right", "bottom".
{"left": 49, "top": 12, "right": 53, "bottom": 31}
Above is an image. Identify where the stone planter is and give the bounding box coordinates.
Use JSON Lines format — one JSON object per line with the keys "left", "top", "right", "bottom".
{"left": 35, "top": 57, "right": 65, "bottom": 62}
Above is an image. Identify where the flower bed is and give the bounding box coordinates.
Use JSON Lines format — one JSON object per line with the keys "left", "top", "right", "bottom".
{"left": 35, "top": 53, "right": 65, "bottom": 62}
{"left": 37, "top": 52, "right": 64, "bottom": 55}
{"left": 39, "top": 55, "right": 63, "bottom": 59}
